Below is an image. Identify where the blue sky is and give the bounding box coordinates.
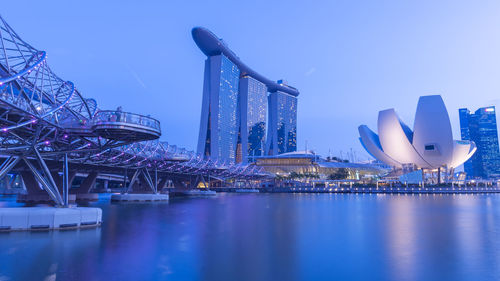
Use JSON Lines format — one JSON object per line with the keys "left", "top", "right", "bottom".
{"left": 3, "top": 0, "right": 500, "bottom": 161}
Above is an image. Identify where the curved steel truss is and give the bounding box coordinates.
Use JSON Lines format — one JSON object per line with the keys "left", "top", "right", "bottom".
{"left": 0, "top": 15, "right": 271, "bottom": 205}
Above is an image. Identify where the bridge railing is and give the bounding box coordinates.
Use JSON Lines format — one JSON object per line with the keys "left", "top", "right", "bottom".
{"left": 92, "top": 110, "right": 161, "bottom": 131}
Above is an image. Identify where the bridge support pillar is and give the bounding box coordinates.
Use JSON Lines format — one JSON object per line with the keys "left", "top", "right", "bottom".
{"left": 19, "top": 154, "right": 65, "bottom": 206}
{"left": 142, "top": 168, "right": 156, "bottom": 193}
{"left": 63, "top": 153, "right": 69, "bottom": 206}
{"left": 20, "top": 171, "right": 43, "bottom": 195}
{"left": 76, "top": 172, "right": 99, "bottom": 194}
{"left": 50, "top": 171, "right": 76, "bottom": 194}
{"left": 125, "top": 169, "right": 159, "bottom": 194}
{"left": 172, "top": 179, "right": 187, "bottom": 189}
{"left": 158, "top": 177, "right": 168, "bottom": 191}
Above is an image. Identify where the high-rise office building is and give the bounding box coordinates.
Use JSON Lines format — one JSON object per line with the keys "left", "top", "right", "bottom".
{"left": 459, "top": 106, "right": 500, "bottom": 178}
{"left": 193, "top": 27, "right": 299, "bottom": 164}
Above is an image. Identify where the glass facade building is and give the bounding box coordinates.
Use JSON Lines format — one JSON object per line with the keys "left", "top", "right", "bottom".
{"left": 194, "top": 27, "right": 299, "bottom": 164}
{"left": 459, "top": 106, "right": 500, "bottom": 179}
{"left": 239, "top": 76, "right": 267, "bottom": 162}
{"left": 198, "top": 54, "right": 240, "bottom": 163}
{"left": 267, "top": 91, "right": 298, "bottom": 155}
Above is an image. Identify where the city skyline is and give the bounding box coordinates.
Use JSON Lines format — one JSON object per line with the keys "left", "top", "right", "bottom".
{"left": 2, "top": 4, "right": 500, "bottom": 281}
{"left": 2, "top": 1, "right": 500, "bottom": 161}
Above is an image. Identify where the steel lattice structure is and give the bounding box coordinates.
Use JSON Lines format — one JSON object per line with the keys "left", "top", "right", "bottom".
{"left": 0, "top": 15, "right": 271, "bottom": 206}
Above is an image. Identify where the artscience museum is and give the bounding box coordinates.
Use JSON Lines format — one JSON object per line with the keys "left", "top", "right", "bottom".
{"left": 358, "top": 95, "right": 476, "bottom": 174}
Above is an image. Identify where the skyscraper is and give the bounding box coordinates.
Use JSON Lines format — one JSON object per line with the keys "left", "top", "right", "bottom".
{"left": 239, "top": 76, "right": 267, "bottom": 162}
{"left": 193, "top": 27, "right": 299, "bottom": 164}
{"left": 459, "top": 106, "right": 500, "bottom": 179}
{"left": 267, "top": 90, "right": 298, "bottom": 155}
{"left": 197, "top": 54, "right": 240, "bottom": 163}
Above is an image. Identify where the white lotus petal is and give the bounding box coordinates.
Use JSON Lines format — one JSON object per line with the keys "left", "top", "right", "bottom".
{"left": 378, "top": 109, "right": 430, "bottom": 168}
{"left": 358, "top": 125, "right": 402, "bottom": 168}
{"left": 412, "top": 95, "right": 454, "bottom": 168}
{"left": 465, "top": 141, "right": 477, "bottom": 161}
{"left": 449, "top": 140, "right": 476, "bottom": 168}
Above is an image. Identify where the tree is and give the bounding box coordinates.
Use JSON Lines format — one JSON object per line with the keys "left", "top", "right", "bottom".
{"left": 328, "top": 168, "right": 350, "bottom": 180}
{"left": 289, "top": 172, "right": 300, "bottom": 179}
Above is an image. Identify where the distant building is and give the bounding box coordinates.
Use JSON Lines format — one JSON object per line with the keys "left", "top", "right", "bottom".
{"left": 459, "top": 106, "right": 500, "bottom": 179}
{"left": 253, "top": 151, "right": 387, "bottom": 180}
{"left": 193, "top": 27, "right": 299, "bottom": 164}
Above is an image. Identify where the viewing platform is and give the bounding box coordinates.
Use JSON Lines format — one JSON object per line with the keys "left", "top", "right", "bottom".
{"left": 92, "top": 111, "right": 161, "bottom": 141}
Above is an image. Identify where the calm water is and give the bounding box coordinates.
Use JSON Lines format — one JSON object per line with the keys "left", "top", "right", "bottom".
{"left": 1, "top": 193, "right": 500, "bottom": 281}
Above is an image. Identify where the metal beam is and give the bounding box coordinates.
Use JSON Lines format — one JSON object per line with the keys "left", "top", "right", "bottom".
{"left": 126, "top": 169, "right": 140, "bottom": 193}
{"left": 142, "top": 168, "right": 156, "bottom": 193}
{"left": 33, "top": 149, "right": 64, "bottom": 204}
{"left": 23, "top": 157, "right": 62, "bottom": 205}
{"left": 155, "top": 168, "right": 158, "bottom": 193}
{"left": 63, "top": 153, "right": 69, "bottom": 207}
{"left": 0, "top": 156, "right": 20, "bottom": 179}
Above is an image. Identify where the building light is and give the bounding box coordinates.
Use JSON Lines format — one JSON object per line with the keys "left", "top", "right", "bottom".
{"left": 485, "top": 108, "right": 495, "bottom": 112}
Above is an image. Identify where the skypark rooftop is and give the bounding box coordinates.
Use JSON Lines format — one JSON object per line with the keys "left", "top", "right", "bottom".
{"left": 191, "top": 27, "right": 300, "bottom": 97}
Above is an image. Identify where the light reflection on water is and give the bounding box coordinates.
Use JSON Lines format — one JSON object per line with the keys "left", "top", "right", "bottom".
{"left": 0, "top": 193, "right": 500, "bottom": 281}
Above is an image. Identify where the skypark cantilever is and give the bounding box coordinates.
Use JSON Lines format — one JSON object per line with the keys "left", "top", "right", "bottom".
{"left": 194, "top": 27, "right": 299, "bottom": 164}
{"left": 192, "top": 27, "right": 299, "bottom": 97}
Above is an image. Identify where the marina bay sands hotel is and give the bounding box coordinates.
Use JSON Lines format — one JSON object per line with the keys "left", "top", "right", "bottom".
{"left": 193, "top": 27, "right": 299, "bottom": 164}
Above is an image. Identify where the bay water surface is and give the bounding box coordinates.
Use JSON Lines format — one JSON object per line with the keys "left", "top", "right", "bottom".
{"left": 1, "top": 193, "right": 499, "bottom": 281}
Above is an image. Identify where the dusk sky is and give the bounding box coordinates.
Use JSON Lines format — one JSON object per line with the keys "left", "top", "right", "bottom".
{"left": 3, "top": 0, "right": 500, "bottom": 161}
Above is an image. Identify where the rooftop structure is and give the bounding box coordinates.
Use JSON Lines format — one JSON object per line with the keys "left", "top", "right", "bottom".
{"left": 192, "top": 28, "right": 299, "bottom": 97}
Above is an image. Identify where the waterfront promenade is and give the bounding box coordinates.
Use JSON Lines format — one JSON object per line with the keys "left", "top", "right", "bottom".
{"left": 259, "top": 185, "right": 500, "bottom": 194}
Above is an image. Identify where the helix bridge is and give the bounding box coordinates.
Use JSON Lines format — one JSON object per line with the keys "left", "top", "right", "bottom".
{"left": 0, "top": 15, "right": 270, "bottom": 206}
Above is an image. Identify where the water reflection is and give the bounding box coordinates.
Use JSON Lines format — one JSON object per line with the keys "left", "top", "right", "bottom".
{"left": 0, "top": 194, "right": 500, "bottom": 280}
{"left": 198, "top": 194, "right": 299, "bottom": 281}
{"left": 0, "top": 227, "right": 101, "bottom": 280}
